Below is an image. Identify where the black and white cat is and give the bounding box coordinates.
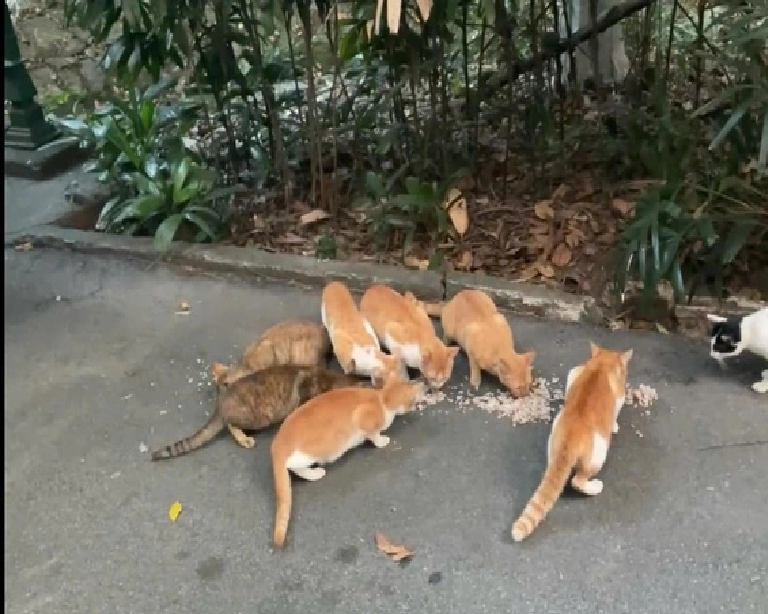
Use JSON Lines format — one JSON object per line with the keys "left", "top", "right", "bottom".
{"left": 707, "top": 308, "right": 768, "bottom": 393}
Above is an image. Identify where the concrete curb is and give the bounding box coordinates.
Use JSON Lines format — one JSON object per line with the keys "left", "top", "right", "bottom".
{"left": 6, "top": 225, "right": 606, "bottom": 325}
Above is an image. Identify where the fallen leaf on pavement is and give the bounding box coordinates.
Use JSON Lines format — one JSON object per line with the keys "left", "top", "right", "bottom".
{"left": 175, "top": 301, "right": 191, "bottom": 315}
{"left": 534, "top": 200, "right": 554, "bottom": 220}
{"left": 551, "top": 243, "right": 572, "bottom": 267}
{"left": 299, "top": 209, "right": 331, "bottom": 226}
{"left": 404, "top": 255, "right": 429, "bottom": 271}
{"left": 168, "top": 500, "right": 183, "bottom": 522}
{"left": 443, "top": 188, "right": 468, "bottom": 235}
{"left": 536, "top": 262, "right": 555, "bottom": 278}
{"left": 14, "top": 241, "right": 33, "bottom": 252}
{"left": 374, "top": 531, "right": 413, "bottom": 562}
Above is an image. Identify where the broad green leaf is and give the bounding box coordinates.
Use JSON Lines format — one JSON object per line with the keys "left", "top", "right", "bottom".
{"left": 139, "top": 100, "right": 156, "bottom": 132}
{"left": 183, "top": 210, "right": 218, "bottom": 240}
{"left": 154, "top": 213, "right": 184, "bottom": 251}
{"left": 172, "top": 157, "right": 192, "bottom": 202}
{"left": 720, "top": 221, "right": 755, "bottom": 264}
{"left": 364, "top": 171, "right": 386, "bottom": 199}
{"left": 759, "top": 109, "right": 768, "bottom": 172}
{"left": 709, "top": 103, "right": 748, "bottom": 151}
{"left": 112, "top": 194, "right": 166, "bottom": 224}
{"left": 670, "top": 260, "right": 686, "bottom": 302}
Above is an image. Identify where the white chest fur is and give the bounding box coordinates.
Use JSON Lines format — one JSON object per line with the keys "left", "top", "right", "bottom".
{"left": 744, "top": 309, "right": 768, "bottom": 360}
{"left": 384, "top": 332, "right": 421, "bottom": 369}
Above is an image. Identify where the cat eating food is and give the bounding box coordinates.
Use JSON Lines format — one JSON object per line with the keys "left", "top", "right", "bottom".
{"left": 426, "top": 289, "right": 536, "bottom": 397}
{"left": 359, "top": 284, "right": 459, "bottom": 389}
{"left": 511, "top": 342, "right": 633, "bottom": 542}
{"left": 150, "top": 364, "right": 361, "bottom": 460}
{"left": 210, "top": 321, "right": 331, "bottom": 387}
{"left": 270, "top": 370, "right": 425, "bottom": 547}
{"left": 707, "top": 308, "right": 768, "bottom": 393}
{"left": 321, "top": 281, "right": 405, "bottom": 385}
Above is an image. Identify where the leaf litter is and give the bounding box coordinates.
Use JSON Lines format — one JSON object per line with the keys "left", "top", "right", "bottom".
{"left": 374, "top": 531, "right": 414, "bottom": 562}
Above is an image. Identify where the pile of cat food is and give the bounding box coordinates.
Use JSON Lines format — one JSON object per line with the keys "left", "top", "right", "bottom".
{"left": 416, "top": 377, "right": 564, "bottom": 425}
{"left": 625, "top": 384, "right": 659, "bottom": 408}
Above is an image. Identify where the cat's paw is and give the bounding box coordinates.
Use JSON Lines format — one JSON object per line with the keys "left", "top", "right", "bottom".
{"left": 240, "top": 436, "right": 257, "bottom": 449}
{"left": 371, "top": 434, "right": 390, "bottom": 448}
{"left": 752, "top": 380, "right": 768, "bottom": 394}
{"left": 582, "top": 479, "right": 603, "bottom": 496}
{"left": 294, "top": 467, "right": 326, "bottom": 481}
{"left": 612, "top": 421, "right": 620, "bottom": 434}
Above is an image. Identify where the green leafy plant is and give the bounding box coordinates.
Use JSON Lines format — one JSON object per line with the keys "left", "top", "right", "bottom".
{"left": 52, "top": 78, "right": 232, "bottom": 250}
{"left": 358, "top": 170, "right": 450, "bottom": 255}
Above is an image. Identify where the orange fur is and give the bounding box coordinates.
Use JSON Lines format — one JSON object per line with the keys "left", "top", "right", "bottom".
{"left": 440, "top": 289, "right": 536, "bottom": 397}
{"left": 511, "top": 342, "right": 633, "bottom": 542}
{"left": 359, "top": 285, "right": 459, "bottom": 389}
{"left": 270, "top": 370, "right": 424, "bottom": 547}
{"left": 321, "top": 281, "right": 404, "bottom": 384}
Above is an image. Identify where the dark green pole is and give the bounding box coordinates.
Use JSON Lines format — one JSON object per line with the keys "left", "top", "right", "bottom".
{"left": 4, "top": 0, "right": 60, "bottom": 150}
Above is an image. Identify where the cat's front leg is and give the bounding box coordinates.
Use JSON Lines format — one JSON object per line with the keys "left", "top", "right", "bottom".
{"left": 752, "top": 373, "right": 768, "bottom": 393}
{"left": 468, "top": 354, "right": 482, "bottom": 389}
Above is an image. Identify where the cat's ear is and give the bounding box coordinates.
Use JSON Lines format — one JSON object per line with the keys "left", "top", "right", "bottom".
{"left": 523, "top": 351, "right": 536, "bottom": 364}
{"left": 706, "top": 313, "right": 728, "bottom": 324}
{"left": 589, "top": 341, "right": 601, "bottom": 357}
{"left": 621, "top": 348, "right": 634, "bottom": 367}
{"left": 211, "top": 363, "right": 229, "bottom": 383}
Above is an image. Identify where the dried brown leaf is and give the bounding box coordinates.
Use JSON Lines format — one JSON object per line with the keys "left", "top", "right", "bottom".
{"left": 534, "top": 200, "right": 554, "bottom": 220}
{"left": 443, "top": 188, "right": 469, "bottom": 235}
{"left": 275, "top": 232, "right": 307, "bottom": 245}
{"left": 552, "top": 184, "right": 568, "bottom": 200}
{"left": 299, "top": 209, "right": 331, "bottom": 226}
{"left": 374, "top": 531, "right": 413, "bottom": 562}
{"left": 386, "top": 0, "right": 402, "bottom": 34}
{"left": 404, "top": 255, "right": 429, "bottom": 271}
{"left": 611, "top": 198, "right": 634, "bottom": 217}
{"left": 415, "top": 0, "right": 433, "bottom": 20}
{"left": 455, "top": 250, "right": 473, "bottom": 270}
{"left": 373, "top": 0, "right": 385, "bottom": 35}
{"left": 536, "top": 262, "right": 555, "bottom": 278}
{"left": 551, "top": 243, "right": 572, "bottom": 267}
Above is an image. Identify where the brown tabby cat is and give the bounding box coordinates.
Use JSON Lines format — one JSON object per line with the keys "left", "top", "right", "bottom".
{"left": 151, "top": 365, "right": 361, "bottom": 460}
{"left": 270, "top": 369, "right": 425, "bottom": 547}
{"left": 211, "top": 321, "right": 331, "bottom": 386}
{"left": 511, "top": 342, "right": 633, "bottom": 542}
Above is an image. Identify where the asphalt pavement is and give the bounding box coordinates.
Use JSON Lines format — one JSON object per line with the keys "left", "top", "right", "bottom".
{"left": 4, "top": 247, "right": 767, "bottom": 614}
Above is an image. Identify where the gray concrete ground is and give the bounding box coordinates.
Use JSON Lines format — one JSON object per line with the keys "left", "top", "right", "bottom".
{"left": 4, "top": 248, "right": 768, "bottom": 614}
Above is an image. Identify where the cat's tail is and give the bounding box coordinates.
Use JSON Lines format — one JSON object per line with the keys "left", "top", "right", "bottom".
{"left": 271, "top": 442, "right": 293, "bottom": 548}
{"left": 150, "top": 412, "right": 226, "bottom": 461}
{"left": 511, "top": 443, "right": 579, "bottom": 542}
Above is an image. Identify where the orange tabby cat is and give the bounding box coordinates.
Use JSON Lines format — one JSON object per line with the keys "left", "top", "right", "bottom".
{"left": 436, "top": 289, "right": 535, "bottom": 397}
{"left": 321, "top": 281, "right": 405, "bottom": 385}
{"left": 270, "top": 371, "right": 424, "bottom": 547}
{"left": 511, "top": 342, "right": 633, "bottom": 542}
{"left": 359, "top": 284, "right": 459, "bottom": 389}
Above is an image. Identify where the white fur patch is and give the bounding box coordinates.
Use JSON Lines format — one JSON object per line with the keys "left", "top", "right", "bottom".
{"left": 565, "top": 366, "right": 583, "bottom": 395}
{"left": 350, "top": 345, "right": 381, "bottom": 376}
{"left": 547, "top": 411, "right": 562, "bottom": 462}
{"left": 361, "top": 318, "right": 380, "bottom": 348}
{"left": 590, "top": 432, "right": 609, "bottom": 472}
{"left": 321, "top": 303, "right": 331, "bottom": 335}
{"left": 384, "top": 333, "right": 421, "bottom": 369}
{"left": 286, "top": 451, "right": 318, "bottom": 472}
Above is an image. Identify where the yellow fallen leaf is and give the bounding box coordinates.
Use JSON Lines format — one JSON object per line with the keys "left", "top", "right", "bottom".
{"left": 374, "top": 530, "right": 413, "bottom": 562}
{"left": 299, "top": 209, "right": 331, "bottom": 226}
{"left": 534, "top": 200, "right": 554, "bottom": 220}
{"left": 443, "top": 188, "right": 469, "bottom": 235}
{"left": 168, "top": 500, "right": 183, "bottom": 522}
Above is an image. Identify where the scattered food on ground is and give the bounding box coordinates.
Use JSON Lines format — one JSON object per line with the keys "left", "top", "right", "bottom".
{"left": 625, "top": 384, "right": 659, "bottom": 408}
